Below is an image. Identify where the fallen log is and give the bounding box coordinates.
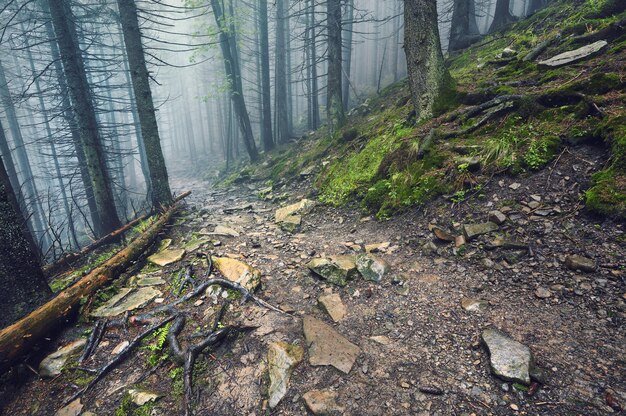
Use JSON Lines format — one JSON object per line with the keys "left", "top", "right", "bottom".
{"left": 44, "top": 191, "right": 192, "bottom": 276}
{"left": 0, "top": 192, "right": 190, "bottom": 373}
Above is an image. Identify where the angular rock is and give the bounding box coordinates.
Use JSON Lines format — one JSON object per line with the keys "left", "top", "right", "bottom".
{"left": 147, "top": 248, "right": 185, "bottom": 266}
{"left": 134, "top": 274, "right": 165, "bottom": 287}
{"left": 455, "top": 235, "right": 466, "bottom": 248}
{"left": 213, "top": 257, "right": 261, "bottom": 291}
{"left": 128, "top": 389, "right": 161, "bottom": 406}
{"left": 539, "top": 40, "right": 608, "bottom": 67}
{"left": 39, "top": 339, "right": 87, "bottom": 377}
{"left": 488, "top": 210, "right": 507, "bottom": 225}
{"left": 481, "top": 328, "right": 536, "bottom": 385}
{"left": 91, "top": 287, "right": 162, "bottom": 317}
{"left": 365, "top": 242, "right": 390, "bottom": 253}
{"left": 307, "top": 256, "right": 358, "bottom": 287}
{"left": 369, "top": 335, "right": 392, "bottom": 345}
{"left": 463, "top": 222, "right": 499, "bottom": 240}
{"left": 275, "top": 199, "right": 316, "bottom": 223}
{"left": 213, "top": 225, "right": 240, "bottom": 237}
{"left": 303, "top": 316, "right": 360, "bottom": 374}
{"left": 303, "top": 389, "right": 344, "bottom": 415}
{"left": 300, "top": 165, "right": 316, "bottom": 177}
{"left": 535, "top": 287, "right": 552, "bottom": 299}
{"left": 55, "top": 399, "right": 83, "bottom": 416}
{"left": 267, "top": 342, "right": 304, "bottom": 408}
{"left": 279, "top": 214, "right": 301, "bottom": 233}
{"left": 565, "top": 255, "right": 596, "bottom": 272}
{"left": 355, "top": 254, "right": 390, "bottom": 283}
{"left": 461, "top": 297, "right": 488, "bottom": 312}
{"left": 318, "top": 293, "right": 347, "bottom": 322}
{"left": 432, "top": 226, "right": 455, "bottom": 242}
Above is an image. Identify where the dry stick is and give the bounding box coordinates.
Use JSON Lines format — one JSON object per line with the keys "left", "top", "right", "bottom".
{"left": 66, "top": 314, "right": 177, "bottom": 405}
{"left": 0, "top": 195, "right": 188, "bottom": 372}
{"left": 79, "top": 319, "right": 107, "bottom": 364}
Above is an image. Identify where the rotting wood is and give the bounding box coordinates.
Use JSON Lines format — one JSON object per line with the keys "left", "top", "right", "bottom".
{"left": 44, "top": 191, "right": 191, "bottom": 276}
{"left": 0, "top": 193, "right": 189, "bottom": 373}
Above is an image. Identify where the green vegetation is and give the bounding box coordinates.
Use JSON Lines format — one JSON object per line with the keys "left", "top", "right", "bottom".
{"left": 115, "top": 392, "right": 155, "bottom": 416}
{"left": 143, "top": 323, "right": 172, "bottom": 366}
{"left": 49, "top": 246, "right": 121, "bottom": 293}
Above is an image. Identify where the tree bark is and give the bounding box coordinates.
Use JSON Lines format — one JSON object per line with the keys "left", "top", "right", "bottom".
{"left": 342, "top": 0, "right": 354, "bottom": 110}
{"left": 117, "top": 0, "right": 172, "bottom": 207}
{"left": 275, "top": 0, "right": 290, "bottom": 143}
{"left": 404, "top": 0, "right": 449, "bottom": 120}
{"left": 308, "top": 0, "right": 320, "bottom": 129}
{"left": 449, "top": 0, "right": 482, "bottom": 51}
{"left": 47, "top": 0, "right": 122, "bottom": 236}
{"left": 259, "top": 0, "right": 274, "bottom": 150}
{"left": 326, "top": 0, "right": 345, "bottom": 134}
{"left": 489, "top": 0, "right": 516, "bottom": 33}
{"left": 0, "top": 153, "right": 51, "bottom": 329}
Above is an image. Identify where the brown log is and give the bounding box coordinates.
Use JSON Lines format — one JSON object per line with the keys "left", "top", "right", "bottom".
{"left": 0, "top": 192, "right": 189, "bottom": 372}
{"left": 44, "top": 190, "right": 191, "bottom": 276}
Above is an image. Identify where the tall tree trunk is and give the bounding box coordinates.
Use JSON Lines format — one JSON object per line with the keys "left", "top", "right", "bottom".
{"left": 326, "top": 0, "right": 345, "bottom": 134}
{"left": 44, "top": 12, "right": 102, "bottom": 236}
{"left": 404, "top": 0, "right": 449, "bottom": 120}
{"left": 275, "top": 0, "right": 290, "bottom": 143}
{"left": 0, "top": 152, "right": 51, "bottom": 328}
{"left": 117, "top": 0, "right": 172, "bottom": 207}
{"left": 259, "top": 0, "right": 274, "bottom": 151}
{"left": 0, "top": 59, "right": 47, "bottom": 248}
{"left": 47, "top": 0, "right": 122, "bottom": 236}
{"left": 342, "top": 0, "right": 354, "bottom": 110}
{"left": 489, "top": 0, "right": 516, "bottom": 33}
{"left": 391, "top": 0, "right": 402, "bottom": 82}
{"left": 449, "top": 0, "right": 482, "bottom": 51}
{"left": 210, "top": 0, "right": 259, "bottom": 161}
{"left": 527, "top": 0, "right": 547, "bottom": 14}
{"left": 309, "top": 0, "right": 320, "bottom": 129}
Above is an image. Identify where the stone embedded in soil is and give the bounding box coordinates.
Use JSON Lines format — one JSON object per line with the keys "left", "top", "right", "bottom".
{"left": 213, "top": 257, "right": 261, "bottom": 291}
{"left": 303, "top": 315, "right": 360, "bottom": 374}
{"left": 303, "top": 389, "right": 345, "bottom": 415}
{"left": 279, "top": 214, "right": 301, "bottom": 233}
{"left": 565, "top": 255, "right": 596, "bottom": 272}
{"left": 463, "top": 222, "right": 499, "bottom": 240}
{"left": 112, "top": 340, "right": 130, "bottom": 355}
{"left": 535, "top": 287, "right": 552, "bottom": 299}
{"left": 307, "top": 256, "right": 358, "bottom": 287}
{"left": 488, "top": 210, "right": 507, "bottom": 225}
{"left": 318, "top": 293, "right": 347, "bottom": 322}
{"left": 481, "top": 328, "right": 536, "bottom": 385}
{"left": 55, "top": 399, "right": 83, "bottom": 416}
{"left": 356, "top": 254, "right": 390, "bottom": 283}
{"left": 365, "top": 242, "right": 390, "bottom": 253}
{"left": 213, "top": 224, "right": 240, "bottom": 237}
{"left": 91, "top": 287, "right": 162, "bottom": 318}
{"left": 431, "top": 225, "right": 456, "bottom": 242}
{"left": 39, "top": 339, "right": 86, "bottom": 378}
{"left": 133, "top": 274, "right": 165, "bottom": 287}
{"left": 538, "top": 40, "right": 608, "bottom": 68}
{"left": 369, "top": 335, "right": 392, "bottom": 345}
{"left": 147, "top": 248, "right": 186, "bottom": 266}
{"left": 267, "top": 341, "right": 304, "bottom": 408}
{"left": 128, "top": 389, "right": 161, "bottom": 406}
{"left": 461, "top": 297, "right": 488, "bottom": 312}
{"left": 275, "top": 199, "right": 316, "bottom": 223}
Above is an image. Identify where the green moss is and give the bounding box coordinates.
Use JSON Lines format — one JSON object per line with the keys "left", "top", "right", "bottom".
{"left": 115, "top": 392, "right": 155, "bottom": 416}
{"left": 524, "top": 135, "right": 561, "bottom": 170}
{"left": 573, "top": 73, "right": 624, "bottom": 95}
{"left": 586, "top": 168, "right": 626, "bottom": 218}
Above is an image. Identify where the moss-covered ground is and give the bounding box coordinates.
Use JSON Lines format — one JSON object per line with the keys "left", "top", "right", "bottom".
{"left": 217, "top": 0, "right": 626, "bottom": 220}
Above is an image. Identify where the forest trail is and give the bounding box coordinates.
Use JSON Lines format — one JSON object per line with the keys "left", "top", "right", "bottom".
{"left": 4, "top": 143, "right": 624, "bottom": 415}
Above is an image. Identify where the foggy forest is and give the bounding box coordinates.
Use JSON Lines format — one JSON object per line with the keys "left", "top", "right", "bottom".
{"left": 0, "top": 0, "right": 624, "bottom": 414}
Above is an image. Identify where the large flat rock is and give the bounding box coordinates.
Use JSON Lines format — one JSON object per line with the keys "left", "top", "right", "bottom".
{"left": 91, "top": 287, "right": 162, "bottom": 317}
{"left": 213, "top": 257, "right": 261, "bottom": 291}
{"left": 147, "top": 248, "right": 185, "bottom": 266}
{"left": 481, "top": 328, "right": 536, "bottom": 385}
{"left": 39, "top": 339, "right": 86, "bottom": 377}
{"left": 303, "top": 316, "right": 360, "bottom": 374}
{"left": 539, "top": 40, "right": 607, "bottom": 67}
{"left": 267, "top": 341, "right": 304, "bottom": 408}
{"left": 275, "top": 199, "right": 315, "bottom": 223}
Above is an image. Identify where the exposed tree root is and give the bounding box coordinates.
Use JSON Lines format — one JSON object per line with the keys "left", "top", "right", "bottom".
{"left": 79, "top": 319, "right": 107, "bottom": 364}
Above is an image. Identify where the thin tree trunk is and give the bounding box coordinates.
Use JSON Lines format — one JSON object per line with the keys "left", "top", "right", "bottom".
{"left": 47, "top": 0, "right": 122, "bottom": 235}
{"left": 275, "top": 0, "right": 290, "bottom": 143}
{"left": 489, "top": 0, "right": 516, "bottom": 33}
{"left": 259, "top": 0, "right": 274, "bottom": 151}
{"left": 326, "top": 0, "right": 345, "bottom": 134}
{"left": 342, "top": 0, "right": 354, "bottom": 110}
{"left": 117, "top": 0, "right": 172, "bottom": 207}
{"left": 309, "top": 0, "right": 320, "bottom": 129}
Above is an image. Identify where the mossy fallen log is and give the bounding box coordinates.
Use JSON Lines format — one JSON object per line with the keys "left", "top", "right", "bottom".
{"left": 44, "top": 191, "right": 191, "bottom": 276}
{"left": 0, "top": 192, "right": 190, "bottom": 373}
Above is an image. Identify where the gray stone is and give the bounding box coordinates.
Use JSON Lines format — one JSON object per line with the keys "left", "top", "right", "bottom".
{"left": 535, "top": 287, "right": 552, "bottom": 299}
{"left": 481, "top": 329, "right": 536, "bottom": 385}
{"left": 463, "top": 222, "right": 499, "bottom": 240}
{"left": 213, "top": 225, "right": 240, "bottom": 237}
{"left": 55, "top": 399, "right": 83, "bottom": 416}
{"left": 303, "top": 389, "right": 344, "bottom": 415}
{"left": 318, "top": 293, "right": 347, "bottom": 322}
{"left": 39, "top": 339, "right": 87, "bottom": 377}
{"left": 303, "top": 316, "right": 360, "bottom": 374}
{"left": 91, "top": 287, "right": 162, "bottom": 317}
{"left": 539, "top": 40, "right": 608, "bottom": 67}
{"left": 279, "top": 214, "right": 301, "bottom": 233}
{"left": 565, "top": 255, "right": 596, "bottom": 272}
{"left": 355, "top": 254, "right": 390, "bottom": 282}
{"left": 488, "top": 210, "right": 507, "bottom": 225}
{"left": 267, "top": 342, "right": 304, "bottom": 408}
{"left": 128, "top": 389, "right": 161, "bottom": 406}
{"left": 307, "top": 256, "right": 358, "bottom": 287}
{"left": 461, "top": 297, "right": 488, "bottom": 312}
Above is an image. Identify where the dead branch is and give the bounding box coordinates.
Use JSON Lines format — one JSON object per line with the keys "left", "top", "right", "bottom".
{"left": 79, "top": 319, "right": 107, "bottom": 364}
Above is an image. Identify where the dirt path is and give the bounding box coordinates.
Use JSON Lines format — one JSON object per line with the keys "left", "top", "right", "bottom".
{"left": 2, "top": 146, "right": 625, "bottom": 415}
